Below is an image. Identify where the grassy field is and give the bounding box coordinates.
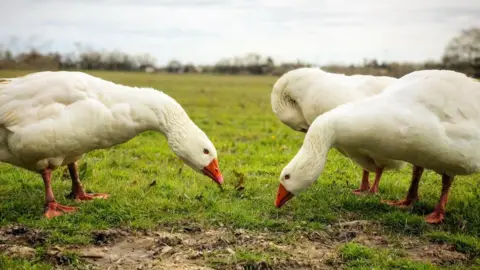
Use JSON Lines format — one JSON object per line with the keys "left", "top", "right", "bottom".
{"left": 0, "top": 70, "right": 479, "bottom": 269}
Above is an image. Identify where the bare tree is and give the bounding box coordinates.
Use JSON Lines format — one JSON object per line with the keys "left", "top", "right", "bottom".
{"left": 443, "top": 27, "right": 480, "bottom": 65}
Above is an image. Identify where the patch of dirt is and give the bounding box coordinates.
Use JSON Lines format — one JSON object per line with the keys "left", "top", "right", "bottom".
{"left": 72, "top": 228, "right": 334, "bottom": 270}
{"left": 409, "top": 244, "right": 468, "bottom": 266}
{"left": 92, "top": 228, "right": 130, "bottom": 246}
{"left": 0, "top": 221, "right": 470, "bottom": 269}
{"left": 42, "top": 245, "right": 79, "bottom": 266}
{"left": 0, "top": 224, "right": 49, "bottom": 247}
{"left": 353, "top": 233, "right": 468, "bottom": 266}
{"left": 0, "top": 244, "right": 36, "bottom": 259}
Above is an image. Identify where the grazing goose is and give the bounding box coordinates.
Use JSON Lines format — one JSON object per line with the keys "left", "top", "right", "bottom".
{"left": 275, "top": 69, "right": 480, "bottom": 224}
{"left": 0, "top": 71, "right": 223, "bottom": 218}
{"left": 271, "top": 67, "right": 405, "bottom": 194}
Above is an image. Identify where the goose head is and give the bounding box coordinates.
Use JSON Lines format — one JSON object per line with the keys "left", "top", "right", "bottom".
{"left": 274, "top": 120, "right": 333, "bottom": 207}
{"left": 275, "top": 148, "right": 320, "bottom": 207}
{"left": 278, "top": 109, "right": 310, "bottom": 133}
{"left": 167, "top": 123, "right": 223, "bottom": 185}
{"left": 274, "top": 98, "right": 310, "bottom": 133}
{"left": 271, "top": 86, "right": 309, "bottom": 133}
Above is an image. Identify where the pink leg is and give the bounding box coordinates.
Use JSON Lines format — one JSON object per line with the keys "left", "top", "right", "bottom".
{"left": 369, "top": 167, "right": 384, "bottom": 194}
{"left": 352, "top": 170, "right": 370, "bottom": 195}
{"left": 66, "top": 162, "right": 109, "bottom": 201}
{"left": 382, "top": 165, "right": 424, "bottom": 208}
{"left": 42, "top": 168, "right": 78, "bottom": 218}
{"left": 425, "top": 173, "right": 453, "bottom": 224}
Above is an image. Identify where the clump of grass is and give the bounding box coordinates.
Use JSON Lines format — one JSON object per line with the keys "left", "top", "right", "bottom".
{"left": 426, "top": 232, "right": 480, "bottom": 258}
{"left": 380, "top": 212, "right": 429, "bottom": 235}
{"left": 0, "top": 255, "right": 52, "bottom": 270}
{"left": 338, "top": 242, "right": 438, "bottom": 270}
{"left": 206, "top": 248, "right": 286, "bottom": 269}
{"left": 339, "top": 242, "right": 376, "bottom": 261}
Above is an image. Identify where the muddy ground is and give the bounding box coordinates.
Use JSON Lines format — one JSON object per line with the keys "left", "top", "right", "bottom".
{"left": 0, "top": 221, "right": 469, "bottom": 269}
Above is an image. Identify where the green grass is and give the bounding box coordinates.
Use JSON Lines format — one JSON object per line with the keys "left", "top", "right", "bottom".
{"left": 0, "top": 70, "right": 479, "bottom": 268}
{"left": 427, "top": 232, "right": 480, "bottom": 258}
{"left": 206, "top": 247, "right": 288, "bottom": 269}
{"left": 338, "top": 242, "right": 438, "bottom": 269}
{"left": 0, "top": 249, "right": 80, "bottom": 270}
{"left": 0, "top": 255, "right": 53, "bottom": 270}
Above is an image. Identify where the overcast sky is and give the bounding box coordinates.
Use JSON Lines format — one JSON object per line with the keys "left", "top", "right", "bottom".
{"left": 1, "top": 0, "right": 479, "bottom": 65}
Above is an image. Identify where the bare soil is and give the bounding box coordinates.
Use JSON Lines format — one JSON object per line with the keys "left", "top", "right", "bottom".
{"left": 0, "top": 221, "right": 469, "bottom": 269}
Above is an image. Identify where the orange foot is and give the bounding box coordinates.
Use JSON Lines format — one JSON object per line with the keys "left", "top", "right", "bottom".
{"left": 381, "top": 198, "right": 416, "bottom": 209}
{"left": 68, "top": 192, "right": 110, "bottom": 202}
{"left": 424, "top": 211, "right": 445, "bottom": 224}
{"left": 44, "top": 202, "right": 78, "bottom": 219}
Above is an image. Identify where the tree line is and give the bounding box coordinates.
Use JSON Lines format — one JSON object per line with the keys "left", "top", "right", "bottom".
{"left": 0, "top": 27, "right": 478, "bottom": 78}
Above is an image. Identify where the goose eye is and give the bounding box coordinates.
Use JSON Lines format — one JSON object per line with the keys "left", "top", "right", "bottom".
{"left": 285, "top": 174, "right": 290, "bottom": 180}
{"left": 203, "top": 149, "right": 209, "bottom": 154}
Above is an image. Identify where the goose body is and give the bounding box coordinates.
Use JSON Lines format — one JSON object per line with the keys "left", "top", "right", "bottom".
{"left": 271, "top": 67, "right": 404, "bottom": 194}
{"left": 0, "top": 71, "right": 223, "bottom": 218}
{"left": 275, "top": 69, "right": 480, "bottom": 223}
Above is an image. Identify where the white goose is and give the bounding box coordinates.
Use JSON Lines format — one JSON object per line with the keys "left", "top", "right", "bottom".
{"left": 0, "top": 71, "right": 224, "bottom": 218}
{"left": 271, "top": 67, "right": 405, "bottom": 194}
{"left": 275, "top": 69, "right": 480, "bottom": 224}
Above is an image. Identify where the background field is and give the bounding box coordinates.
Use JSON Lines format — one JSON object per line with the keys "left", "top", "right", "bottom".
{"left": 0, "top": 70, "right": 479, "bottom": 269}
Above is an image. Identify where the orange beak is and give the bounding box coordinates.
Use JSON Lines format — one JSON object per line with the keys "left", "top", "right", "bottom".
{"left": 202, "top": 158, "right": 223, "bottom": 185}
{"left": 275, "top": 183, "right": 294, "bottom": 208}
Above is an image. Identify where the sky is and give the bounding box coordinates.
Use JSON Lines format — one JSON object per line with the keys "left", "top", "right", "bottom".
{"left": 1, "top": 0, "right": 479, "bottom": 66}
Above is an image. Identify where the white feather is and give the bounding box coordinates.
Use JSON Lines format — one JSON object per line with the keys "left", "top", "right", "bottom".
{"left": 281, "top": 69, "right": 480, "bottom": 194}
{"left": 271, "top": 67, "right": 405, "bottom": 177}
{"left": 0, "top": 71, "right": 218, "bottom": 174}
